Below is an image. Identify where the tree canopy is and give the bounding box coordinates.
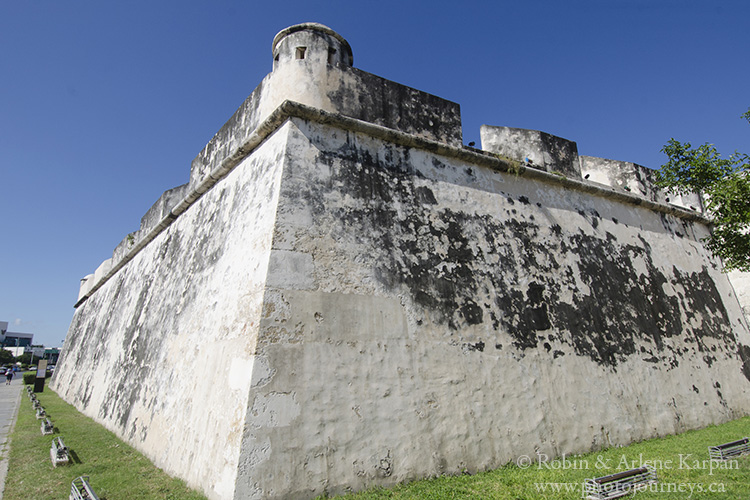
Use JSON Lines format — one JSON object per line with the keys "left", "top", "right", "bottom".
{"left": 655, "top": 109, "right": 750, "bottom": 272}
{"left": 0, "top": 349, "right": 14, "bottom": 365}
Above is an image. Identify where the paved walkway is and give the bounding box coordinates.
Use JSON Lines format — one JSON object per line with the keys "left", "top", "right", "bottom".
{"left": 0, "top": 377, "right": 23, "bottom": 500}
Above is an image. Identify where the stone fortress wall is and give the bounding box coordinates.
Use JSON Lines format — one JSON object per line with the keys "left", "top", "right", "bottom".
{"left": 52, "top": 23, "right": 750, "bottom": 500}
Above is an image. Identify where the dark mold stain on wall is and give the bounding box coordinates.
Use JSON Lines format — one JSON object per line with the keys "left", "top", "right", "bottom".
{"left": 327, "top": 67, "right": 464, "bottom": 147}
{"left": 739, "top": 344, "right": 750, "bottom": 382}
{"left": 287, "top": 129, "right": 739, "bottom": 370}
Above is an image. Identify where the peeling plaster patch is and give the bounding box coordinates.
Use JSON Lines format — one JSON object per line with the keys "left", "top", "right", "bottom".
{"left": 239, "top": 435, "right": 271, "bottom": 470}
{"left": 377, "top": 450, "right": 393, "bottom": 477}
{"left": 261, "top": 290, "right": 409, "bottom": 346}
{"left": 266, "top": 250, "right": 316, "bottom": 289}
{"left": 250, "top": 392, "right": 301, "bottom": 428}
{"left": 249, "top": 355, "right": 276, "bottom": 388}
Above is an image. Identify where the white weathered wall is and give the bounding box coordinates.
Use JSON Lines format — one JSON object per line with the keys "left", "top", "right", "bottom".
{"left": 54, "top": 111, "right": 750, "bottom": 500}
{"left": 579, "top": 155, "right": 662, "bottom": 201}
{"left": 51, "top": 23, "right": 750, "bottom": 499}
{"left": 51, "top": 123, "right": 292, "bottom": 500}
{"left": 729, "top": 270, "right": 750, "bottom": 327}
{"left": 233, "top": 118, "right": 750, "bottom": 499}
{"left": 480, "top": 125, "right": 580, "bottom": 177}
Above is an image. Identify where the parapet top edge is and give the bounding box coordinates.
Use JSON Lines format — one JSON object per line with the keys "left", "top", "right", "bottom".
{"left": 75, "top": 100, "right": 711, "bottom": 308}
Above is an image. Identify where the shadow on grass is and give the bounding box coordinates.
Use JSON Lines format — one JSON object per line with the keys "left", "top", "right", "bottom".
{"left": 68, "top": 448, "right": 82, "bottom": 464}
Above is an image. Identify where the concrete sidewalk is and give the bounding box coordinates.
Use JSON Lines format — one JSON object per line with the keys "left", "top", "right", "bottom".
{"left": 0, "top": 377, "right": 23, "bottom": 500}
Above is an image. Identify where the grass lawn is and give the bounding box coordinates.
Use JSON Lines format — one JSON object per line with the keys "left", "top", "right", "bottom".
{"left": 3, "top": 379, "right": 207, "bottom": 500}
{"left": 320, "top": 416, "right": 750, "bottom": 499}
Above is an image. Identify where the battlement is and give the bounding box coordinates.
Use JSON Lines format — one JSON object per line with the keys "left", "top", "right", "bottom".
{"left": 480, "top": 125, "right": 705, "bottom": 212}
{"left": 77, "top": 23, "right": 706, "bottom": 305}
{"left": 187, "top": 23, "right": 463, "bottom": 191}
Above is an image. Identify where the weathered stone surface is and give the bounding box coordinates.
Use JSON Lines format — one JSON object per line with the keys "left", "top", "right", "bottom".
{"left": 729, "top": 270, "right": 750, "bottom": 327}
{"left": 139, "top": 184, "right": 189, "bottom": 234}
{"left": 580, "top": 155, "right": 662, "bottom": 201}
{"left": 110, "top": 184, "right": 190, "bottom": 265}
{"left": 77, "top": 273, "right": 95, "bottom": 303}
{"left": 53, "top": 22, "right": 750, "bottom": 500}
{"left": 481, "top": 125, "right": 580, "bottom": 177}
{"left": 53, "top": 123, "right": 290, "bottom": 499}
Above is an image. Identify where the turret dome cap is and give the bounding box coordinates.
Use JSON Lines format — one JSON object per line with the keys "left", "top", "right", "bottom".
{"left": 272, "top": 23, "right": 353, "bottom": 65}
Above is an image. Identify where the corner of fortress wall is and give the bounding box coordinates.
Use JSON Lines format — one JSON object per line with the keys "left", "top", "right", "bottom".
{"left": 52, "top": 22, "right": 750, "bottom": 500}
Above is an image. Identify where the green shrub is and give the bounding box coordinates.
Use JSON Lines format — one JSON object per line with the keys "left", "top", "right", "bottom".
{"left": 22, "top": 372, "right": 35, "bottom": 385}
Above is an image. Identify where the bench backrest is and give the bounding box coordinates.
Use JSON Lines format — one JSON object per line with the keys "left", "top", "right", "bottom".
{"left": 52, "top": 437, "right": 66, "bottom": 455}
{"left": 593, "top": 467, "right": 649, "bottom": 484}
{"left": 584, "top": 465, "right": 657, "bottom": 500}
{"left": 714, "top": 438, "right": 749, "bottom": 450}
{"left": 71, "top": 476, "right": 100, "bottom": 500}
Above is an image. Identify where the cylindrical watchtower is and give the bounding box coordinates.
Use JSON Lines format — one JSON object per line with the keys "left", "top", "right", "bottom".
{"left": 272, "top": 23, "right": 353, "bottom": 71}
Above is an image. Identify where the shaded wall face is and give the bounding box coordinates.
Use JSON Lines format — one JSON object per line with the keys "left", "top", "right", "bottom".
{"left": 728, "top": 270, "right": 750, "bottom": 328}
{"left": 51, "top": 126, "right": 291, "bottom": 500}
{"left": 241, "top": 118, "right": 750, "bottom": 499}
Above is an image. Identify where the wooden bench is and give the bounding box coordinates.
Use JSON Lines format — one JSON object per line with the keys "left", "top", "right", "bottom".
{"left": 50, "top": 437, "right": 69, "bottom": 467}
{"left": 36, "top": 407, "right": 46, "bottom": 419}
{"left": 41, "top": 418, "right": 54, "bottom": 435}
{"left": 584, "top": 466, "right": 657, "bottom": 499}
{"left": 708, "top": 437, "right": 750, "bottom": 461}
{"left": 70, "top": 476, "right": 100, "bottom": 500}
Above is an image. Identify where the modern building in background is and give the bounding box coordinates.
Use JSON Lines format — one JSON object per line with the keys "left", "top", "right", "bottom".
{"left": 1, "top": 321, "right": 61, "bottom": 365}
{"left": 44, "top": 347, "right": 61, "bottom": 364}
{"left": 0, "top": 320, "right": 34, "bottom": 349}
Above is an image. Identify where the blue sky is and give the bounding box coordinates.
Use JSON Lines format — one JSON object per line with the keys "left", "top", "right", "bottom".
{"left": 1, "top": 0, "right": 748, "bottom": 347}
